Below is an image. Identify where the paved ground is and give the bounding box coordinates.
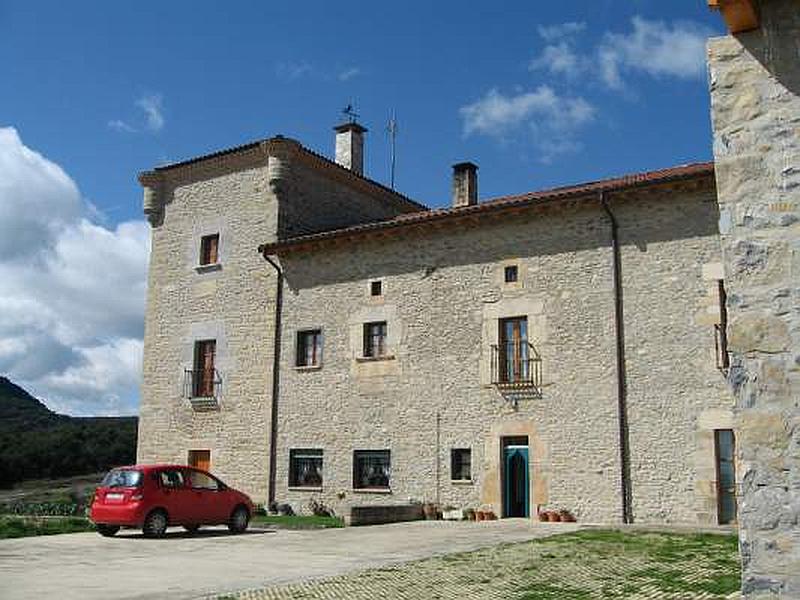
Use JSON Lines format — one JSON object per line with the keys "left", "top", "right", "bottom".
{"left": 0, "top": 519, "right": 578, "bottom": 600}
{"left": 229, "top": 528, "right": 741, "bottom": 600}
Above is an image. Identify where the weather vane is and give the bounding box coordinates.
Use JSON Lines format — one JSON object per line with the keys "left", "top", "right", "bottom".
{"left": 342, "top": 103, "right": 359, "bottom": 124}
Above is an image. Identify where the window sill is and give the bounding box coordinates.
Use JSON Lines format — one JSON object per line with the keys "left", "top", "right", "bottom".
{"left": 288, "top": 486, "right": 322, "bottom": 492}
{"left": 355, "top": 355, "right": 395, "bottom": 363}
{"left": 195, "top": 263, "right": 222, "bottom": 274}
{"left": 294, "top": 364, "right": 322, "bottom": 372}
{"left": 451, "top": 479, "right": 473, "bottom": 486}
{"left": 352, "top": 488, "right": 392, "bottom": 494}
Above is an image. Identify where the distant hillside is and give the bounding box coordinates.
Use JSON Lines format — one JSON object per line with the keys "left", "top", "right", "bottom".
{"left": 0, "top": 377, "right": 138, "bottom": 488}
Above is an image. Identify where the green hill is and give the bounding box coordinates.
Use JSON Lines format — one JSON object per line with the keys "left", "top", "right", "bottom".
{"left": 0, "top": 377, "right": 137, "bottom": 488}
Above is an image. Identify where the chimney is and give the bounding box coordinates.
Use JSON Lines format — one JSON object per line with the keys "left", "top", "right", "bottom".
{"left": 334, "top": 122, "right": 367, "bottom": 175}
{"left": 452, "top": 162, "right": 478, "bottom": 207}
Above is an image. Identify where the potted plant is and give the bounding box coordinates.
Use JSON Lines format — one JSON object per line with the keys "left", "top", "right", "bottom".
{"left": 559, "top": 509, "right": 576, "bottom": 522}
{"left": 422, "top": 502, "right": 439, "bottom": 520}
{"left": 546, "top": 510, "right": 561, "bottom": 522}
{"left": 464, "top": 508, "right": 476, "bottom": 521}
{"left": 536, "top": 505, "right": 548, "bottom": 522}
{"left": 442, "top": 506, "right": 462, "bottom": 521}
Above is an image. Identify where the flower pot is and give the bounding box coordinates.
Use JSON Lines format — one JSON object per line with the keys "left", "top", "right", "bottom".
{"left": 546, "top": 511, "right": 561, "bottom": 522}
{"left": 476, "top": 510, "right": 486, "bottom": 521}
{"left": 558, "top": 510, "right": 576, "bottom": 523}
{"left": 538, "top": 511, "right": 548, "bottom": 522}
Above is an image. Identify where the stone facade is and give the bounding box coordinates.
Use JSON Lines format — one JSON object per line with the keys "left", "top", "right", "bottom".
{"left": 138, "top": 127, "right": 737, "bottom": 530}
{"left": 273, "top": 184, "right": 735, "bottom": 524}
{"left": 708, "top": 0, "right": 800, "bottom": 595}
{"left": 137, "top": 137, "right": 421, "bottom": 502}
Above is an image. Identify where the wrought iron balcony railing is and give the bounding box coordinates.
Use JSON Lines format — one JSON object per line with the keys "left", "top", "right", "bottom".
{"left": 183, "top": 368, "right": 222, "bottom": 409}
{"left": 491, "top": 341, "right": 542, "bottom": 390}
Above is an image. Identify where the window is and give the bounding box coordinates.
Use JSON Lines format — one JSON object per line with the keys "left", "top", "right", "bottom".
{"left": 101, "top": 468, "right": 143, "bottom": 488}
{"left": 193, "top": 340, "right": 216, "bottom": 397}
{"left": 353, "top": 450, "right": 390, "bottom": 489}
{"left": 296, "top": 330, "right": 322, "bottom": 367}
{"left": 158, "top": 469, "right": 185, "bottom": 489}
{"left": 499, "top": 317, "right": 529, "bottom": 383}
{"left": 370, "top": 280, "right": 382, "bottom": 296}
{"left": 715, "top": 280, "right": 730, "bottom": 371}
{"left": 451, "top": 449, "right": 472, "bottom": 481}
{"left": 188, "top": 449, "right": 211, "bottom": 471}
{"left": 199, "top": 234, "right": 219, "bottom": 266}
{"left": 188, "top": 469, "right": 220, "bottom": 491}
{"left": 289, "top": 449, "right": 323, "bottom": 488}
{"left": 504, "top": 265, "right": 518, "bottom": 283}
{"left": 363, "top": 321, "right": 388, "bottom": 358}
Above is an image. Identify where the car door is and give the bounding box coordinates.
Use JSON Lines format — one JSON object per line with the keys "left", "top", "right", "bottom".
{"left": 155, "top": 468, "right": 189, "bottom": 525}
{"left": 187, "top": 468, "right": 227, "bottom": 524}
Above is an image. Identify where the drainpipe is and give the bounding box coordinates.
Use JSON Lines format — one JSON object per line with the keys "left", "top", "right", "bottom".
{"left": 600, "top": 192, "right": 633, "bottom": 524}
{"left": 259, "top": 248, "right": 283, "bottom": 507}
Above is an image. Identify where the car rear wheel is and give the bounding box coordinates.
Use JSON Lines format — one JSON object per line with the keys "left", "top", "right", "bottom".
{"left": 183, "top": 524, "right": 200, "bottom": 534}
{"left": 143, "top": 510, "right": 168, "bottom": 538}
{"left": 97, "top": 524, "right": 120, "bottom": 537}
{"left": 228, "top": 506, "right": 249, "bottom": 534}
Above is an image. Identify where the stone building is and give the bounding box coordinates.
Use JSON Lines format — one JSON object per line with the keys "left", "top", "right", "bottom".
{"left": 137, "top": 118, "right": 740, "bottom": 526}
{"left": 708, "top": 0, "right": 799, "bottom": 596}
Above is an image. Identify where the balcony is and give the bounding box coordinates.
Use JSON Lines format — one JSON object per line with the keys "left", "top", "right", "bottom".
{"left": 183, "top": 368, "right": 222, "bottom": 410}
{"left": 491, "top": 341, "right": 542, "bottom": 393}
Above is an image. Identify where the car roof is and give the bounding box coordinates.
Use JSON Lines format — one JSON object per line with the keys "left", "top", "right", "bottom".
{"left": 112, "top": 464, "right": 199, "bottom": 472}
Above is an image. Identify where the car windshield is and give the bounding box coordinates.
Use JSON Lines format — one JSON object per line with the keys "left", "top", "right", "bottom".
{"left": 101, "top": 469, "right": 143, "bottom": 488}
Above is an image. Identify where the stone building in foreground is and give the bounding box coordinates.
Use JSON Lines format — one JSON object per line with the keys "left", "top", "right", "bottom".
{"left": 136, "top": 120, "right": 739, "bottom": 526}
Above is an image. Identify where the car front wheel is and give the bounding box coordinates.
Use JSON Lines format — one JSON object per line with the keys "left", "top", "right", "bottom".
{"left": 143, "top": 510, "right": 168, "bottom": 538}
{"left": 228, "top": 506, "right": 249, "bottom": 534}
{"left": 97, "top": 524, "right": 120, "bottom": 537}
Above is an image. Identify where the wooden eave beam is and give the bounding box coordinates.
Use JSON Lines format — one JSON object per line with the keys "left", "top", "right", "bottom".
{"left": 709, "top": 0, "right": 760, "bottom": 33}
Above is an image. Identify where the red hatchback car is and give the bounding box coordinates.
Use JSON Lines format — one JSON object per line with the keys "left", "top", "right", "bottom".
{"left": 89, "top": 464, "right": 254, "bottom": 538}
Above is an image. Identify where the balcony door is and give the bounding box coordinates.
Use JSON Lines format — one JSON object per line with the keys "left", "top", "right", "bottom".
{"left": 499, "top": 317, "right": 528, "bottom": 383}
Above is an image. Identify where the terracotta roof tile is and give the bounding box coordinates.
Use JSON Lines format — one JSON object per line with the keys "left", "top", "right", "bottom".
{"left": 259, "top": 161, "right": 715, "bottom": 255}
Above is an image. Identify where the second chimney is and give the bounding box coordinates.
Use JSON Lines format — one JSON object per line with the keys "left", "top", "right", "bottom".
{"left": 452, "top": 162, "right": 478, "bottom": 207}
{"left": 334, "top": 122, "right": 367, "bottom": 175}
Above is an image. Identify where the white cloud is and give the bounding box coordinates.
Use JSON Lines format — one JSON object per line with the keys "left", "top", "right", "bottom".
{"left": 537, "top": 21, "right": 586, "bottom": 42}
{"left": 597, "top": 17, "right": 711, "bottom": 89}
{"left": 107, "top": 119, "right": 136, "bottom": 133}
{"left": 529, "top": 17, "right": 711, "bottom": 90}
{"left": 338, "top": 67, "right": 361, "bottom": 82}
{"left": 529, "top": 41, "right": 582, "bottom": 77}
{"left": 459, "top": 86, "right": 594, "bottom": 161}
{"left": 0, "top": 127, "right": 149, "bottom": 415}
{"left": 275, "top": 61, "right": 314, "bottom": 80}
{"left": 136, "top": 93, "right": 165, "bottom": 132}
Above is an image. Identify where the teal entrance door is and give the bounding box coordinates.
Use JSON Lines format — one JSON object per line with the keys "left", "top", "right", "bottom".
{"left": 504, "top": 445, "right": 529, "bottom": 517}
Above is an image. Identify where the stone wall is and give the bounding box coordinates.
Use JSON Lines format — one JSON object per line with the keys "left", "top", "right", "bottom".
{"left": 708, "top": 1, "right": 800, "bottom": 595}
{"left": 273, "top": 185, "right": 734, "bottom": 524}
{"left": 138, "top": 139, "right": 426, "bottom": 505}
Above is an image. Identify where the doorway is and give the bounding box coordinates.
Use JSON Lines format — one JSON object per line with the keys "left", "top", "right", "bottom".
{"left": 715, "top": 430, "right": 737, "bottom": 524}
{"left": 188, "top": 449, "right": 211, "bottom": 472}
{"left": 502, "top": 436, "right": 529, "bottom": 518}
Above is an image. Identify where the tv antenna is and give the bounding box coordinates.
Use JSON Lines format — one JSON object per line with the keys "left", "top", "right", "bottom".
{"left": 387, "top": 110, "right": 398, "bottom": 189}
{"left": 342, "top": 103, "right": 360, "bottom": 124}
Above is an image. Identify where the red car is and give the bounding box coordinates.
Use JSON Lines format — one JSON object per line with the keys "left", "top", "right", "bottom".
{"left": 89, "top": 464, "right": 253, "bottom": 538}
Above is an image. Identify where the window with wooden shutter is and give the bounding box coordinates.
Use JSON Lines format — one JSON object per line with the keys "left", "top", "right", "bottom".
{"left": 193, "top": 340, "right": 216, "bottom": 397}
{"left": 199, "top": 234, "right": 219, "bottom": 266}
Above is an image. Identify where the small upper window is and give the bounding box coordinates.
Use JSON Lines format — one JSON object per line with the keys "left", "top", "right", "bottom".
{"left": 200, "top": 234, "right": 219, "bottom": 266}
{"left": 370, "top": 280, "right": 383, "bottom": 297}
{"left": 296, "top": 330, "right": 322, "bottom": 367}
{"left": 504, "top": 265, "right": 518, "bottom": 284}
{"left": 363, "top": 321, "right": 388, "bottom": 358}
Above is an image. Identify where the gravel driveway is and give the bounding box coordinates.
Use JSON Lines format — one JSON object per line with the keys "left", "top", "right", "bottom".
{"left": 0, "top": 519, "right": 577, "bottom": 600}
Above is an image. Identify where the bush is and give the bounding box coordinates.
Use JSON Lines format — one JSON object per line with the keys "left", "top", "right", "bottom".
{"left": 0, "top": 502, "right": 86, "bottom": 517}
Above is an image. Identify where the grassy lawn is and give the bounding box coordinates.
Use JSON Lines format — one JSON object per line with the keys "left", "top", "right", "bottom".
{"left": 251, "top": 514, "right": 344, "bottom": 529}
{"left": 222, "top": 529, "right": 740, "bottom": 600}
{"left": 0, "top": 515, "right": 95, "bottom": 539}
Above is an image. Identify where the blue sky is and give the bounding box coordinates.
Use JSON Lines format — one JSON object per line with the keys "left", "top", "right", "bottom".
{"left": 0, "top": 1, "right": 725, "bottom": 415}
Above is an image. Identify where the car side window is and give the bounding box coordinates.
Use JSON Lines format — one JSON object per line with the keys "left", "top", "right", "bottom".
{"left": 188, "top": 470, "right": 219, "bottom": 491}
{"left": 159, "top": 469, "right": 185, "bottom": 489}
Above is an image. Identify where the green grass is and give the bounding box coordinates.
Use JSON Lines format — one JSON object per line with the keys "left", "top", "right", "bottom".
{"left": 0, "top": 515, "right": 95, "bottom": 538}
{"left": 250, "top": 514, "right": 344, "bottom": 529}
{"left": 222, "top": 528, "right": 740, "bottom": 599}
